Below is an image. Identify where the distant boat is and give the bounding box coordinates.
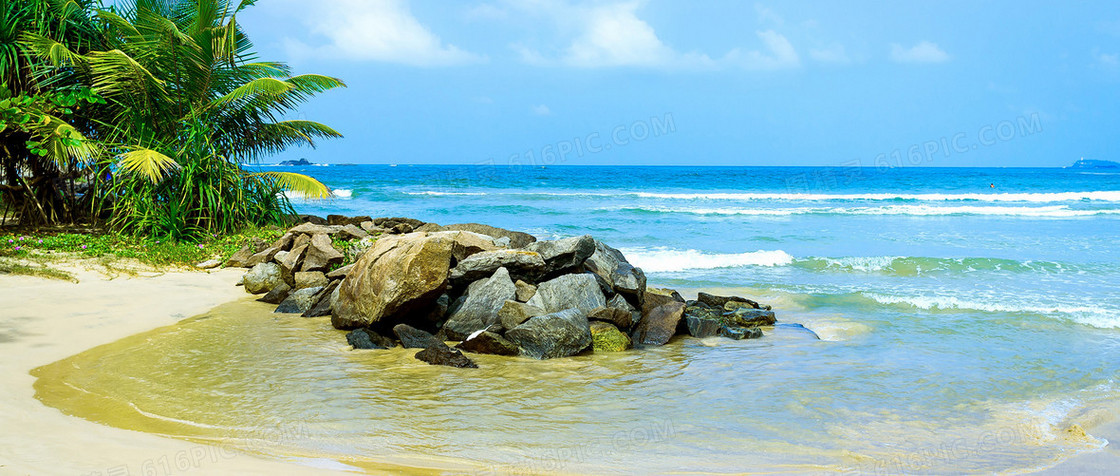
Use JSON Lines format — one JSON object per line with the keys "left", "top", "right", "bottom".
{"left": 1069, "top": 158, "right": 1120, "bottom": 169}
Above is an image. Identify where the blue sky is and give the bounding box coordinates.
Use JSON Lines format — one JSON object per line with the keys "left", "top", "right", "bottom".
{"left": 239, "top": 1, "right": 1120, "bottom": 167}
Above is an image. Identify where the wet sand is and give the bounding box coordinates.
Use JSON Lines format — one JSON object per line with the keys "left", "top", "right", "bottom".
{"left": 0, "top": 265, "right": 338, "bottom": 475}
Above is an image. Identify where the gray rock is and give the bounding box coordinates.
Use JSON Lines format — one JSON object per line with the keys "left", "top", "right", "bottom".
{"left": 498, "top": 300, "right": 546, "bottom": 331}
{"left": 301, "top": 233, "right": 344, "bottom": 272}
{"left": 685, "top": 315, "right": 721, "bottom": 338}
{"left": 338, "top": 223, "right": 369, "bottom": 241}
{"left": 346, "top": 328, "right": 395, "bottom": 349}
{"left": 583, "top": 240, "right": 647, "bottom": 305}
{"left": 277, "top": 244, "right": 307, "bottom": 273}
{"left": 257, "top": 282, "right": 292, "bottom": 304}
{"left": 244, "top": 245, "right": 282, "bottom": 268}
{"left": 301, "top": 280, "right": 340, "bottom": 317}
{"left": 289, "top": 223, "right": 344, "bottom": 236}
{"left": 724, "top": 307, "right": 777, "bottom": 327}
{"left": 442, "top": 268, "right": 517, "bottom": 340}
{"left": 523, "top": 235, "right": 595, "bottom": 275}
{"left": 243, "top": 262, "right": 283, "bottom": 294}
{"left": 456, "top": 330, "right": 519, "bottom": 356}
{"left": 449, "top": 249, "right": 546, "bottom": 282}
{"left": 440, "top": 223, "right": 536, "bottom": 248}
{"left": 632, "top": 301, "right": 685, "bottom": 346}
{"left": 291, "top": 233, "right": 312, "bottom": 251}
{"left": 526, "top": 273, "right": 606, "bottom": 315}
{"left": 515, "top": 280, "right": 537, "bottom": 302}
{"left": 393, "top": 324, "right": 444, "bottom": 349}
{"left": 195, "top": 258, "right": 222, "bottom": 269}
{"left": 506, "top": 308, "right": 593, "bottom": 359}
{"left": 588, "top": 294, "right": 638, "bottom": 330}
{"left": 328, "top": 215, "right": 372, "bottom": 227}
{"left": 415, "top": 343, "right": 478, "bottom": 368}
{"left": 294, "top": 271, "right": 328, "bottom": 289}
{"left": 721, "top": 326, "right": 763, "bottom": 340}
{"left": 275, "top": 286, "right": 323, "bottom": 314}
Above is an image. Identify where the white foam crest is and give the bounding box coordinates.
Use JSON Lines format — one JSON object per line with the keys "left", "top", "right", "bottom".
{"left": 863, "top": 293, "right": 1120, "bottom": 328}
{"left": 631, "top": 191, "right": 1120, "bottom": 202}
{"left": 332, "top": 189, "right": 352, "bottom": 198}
{"left": 612, "top": 205, "right": 1120, "bottom": 218}
{"left": 817, "top": 256, "right": 903, "bottom": 272}
{"left": 619, "top": 247, "right": 795, "bottom": 272}
{"left": 404, "top": 191, "right": 488, "bottom": 196}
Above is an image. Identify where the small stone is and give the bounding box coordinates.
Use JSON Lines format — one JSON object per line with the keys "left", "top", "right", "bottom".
{"left": 515, "top": 280, "right": 537, "bottom": 302}
{"left": 415, "top": 343, "right": 478, "bottom": 368}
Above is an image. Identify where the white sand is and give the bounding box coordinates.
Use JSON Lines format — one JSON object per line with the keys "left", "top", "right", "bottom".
{"left": 0, "top": 265, "right": 338, "bottom": 475}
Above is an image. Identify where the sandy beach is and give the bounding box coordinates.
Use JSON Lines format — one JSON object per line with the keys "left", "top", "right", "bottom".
{"left": 0, "top": 264, "right": 337, "bottom": 475}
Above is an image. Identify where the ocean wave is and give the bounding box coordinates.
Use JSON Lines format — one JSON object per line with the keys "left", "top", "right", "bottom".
{"left": 609, "top": 205, "right": 1120, "bottom": 218}
{"left": 399, "top": 190, "right": 1120, "bottom": 203}
{"left": 862, "top": 293, "right": 1120, "bottom": 328}
{"left": 333, "top": 189, "right": 352, "bottom": 198}
{"left": 404, "top": 191, "right": 488, "bottom": 196}
{"left": 619, "top": 247, "right": 794, "bottom": 272}
{"left": 795, "top": 256, "right": 1078, "bottom": 275}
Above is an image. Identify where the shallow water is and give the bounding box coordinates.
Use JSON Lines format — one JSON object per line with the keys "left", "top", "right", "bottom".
{"left": 33, "top": 294, "right": 1116, "bottom": 474}
{"left": 33, "top": 165, "right": 1120, "bottom": 473}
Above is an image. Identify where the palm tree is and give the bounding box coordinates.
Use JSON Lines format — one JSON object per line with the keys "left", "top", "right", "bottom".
{"left": 21, "top": 0, "right": 343, "bottom": 237}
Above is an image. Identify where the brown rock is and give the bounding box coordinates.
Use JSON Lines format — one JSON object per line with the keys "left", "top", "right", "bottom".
{"left": 244, "top": 245, "right": 282, "bottom": 268}
{"left": 294, "top": 271, "right": 328, "bottom": 289}
{"left": 515, "top": 280, "right": 537, "bottom": 302}
{"left": 632, "top": 301, "right": 686, "bottom": 346}
{"left": 338, "top": 224, "right": 369, "bottom": 241}
{"left": 300, "top": 234, "right": 344, "bottom": 272}
{"left": 641, "top": 287, "right": 685, "bottom": 316}
{"left": 225, "top": 237, "right": 269, "bottom": 268}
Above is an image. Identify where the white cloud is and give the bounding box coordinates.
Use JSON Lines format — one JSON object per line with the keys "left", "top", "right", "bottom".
{"left": 1097, "top": 52, "right": 1119, "bottom": 67}
{"left": 531, "top": 104, "right": 552, "bottom": 115}
{"left": 284, "top": 0, "right": 482, "bottom": 66}
{"left": 890, "top": 41, "right": 950, "bottom": 64}
{"left": 809, "top": 44, "right": 849, "bottom": 64}
{"left": 754, "top": 3, "right": 784, "bottom": 26}
{"left": 724, "top": 30, "right": 800, "bottom": 70}
{"left": 560, "top": 2, "right": 713, "bottom": 68}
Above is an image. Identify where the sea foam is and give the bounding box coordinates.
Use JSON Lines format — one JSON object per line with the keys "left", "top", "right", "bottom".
{"left": 619, "top": 247, "right": 795, "bottom": 272}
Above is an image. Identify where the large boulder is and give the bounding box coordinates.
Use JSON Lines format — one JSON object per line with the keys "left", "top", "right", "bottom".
{"left": 426, "top": 230, "right": 505, "bottom": 261}
{"left": 415, "top": 343, "right": 478, "bottom": 368}
{"left": 697, "top": 291, "right": 769, "bottom": 311}
{"left": 685, "top": 315, "right": 721, "bottom": 338}
{"left": 275, "top": 286, "right": 323, "bottom": 314}
{"left": 449, "top": 249, "right": 546, "bottom": 282}
{"left": 632, "top": 301, "right": 686, "bottom": 346}
{"left": 331, "top": 233, "right": 454, "bottom": 330}
{"left": 456, "top": 330, "right": 519, "bottom": 356}
{"left": 588, "top": 294, "right": 638, "bottom": 330}
{"left": 590, "top": 321, "right": 631, "bottom": 352}
{"left": 393, "top": 324, "right": 444, "bottom": 349}
{"left": 526, "top": 273, "right": 606, "bottom": 315}
{"left": 641, "top": 287, "right": 685, "bottom": 316}
{"left": 243, "top": 262, "right": 283, "bottom": 294}
{"left": 441, "top": 267, "right": 517, "bottom": 340}
{"left": 505, "top": 309, "right": 592, "bottom": 359}
{"left": 583, "top": 240, "right": 646, "bottom": 305}
{"left": 523, "top": 235, "right": 595, "bottom": 275}
{"left": 724, "top": 307, "right": 777, "bottom": 327}
{"left": 441, "top": 223, "right": 536, "bottom": 248}
{"left": 497, "top": 300, "right": 546, "bottom": 331}
{"left": 301, "top": 233, "right": 344, "bottom": 272}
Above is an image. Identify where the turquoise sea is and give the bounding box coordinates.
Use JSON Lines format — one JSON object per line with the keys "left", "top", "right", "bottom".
{"left": 281, "top": 164, "right": 1120, "bottom": 471}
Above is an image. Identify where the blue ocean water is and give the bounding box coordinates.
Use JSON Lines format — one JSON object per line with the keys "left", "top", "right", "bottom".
{"left": 271, "top": 164, "right": 1120, "bottom": 470}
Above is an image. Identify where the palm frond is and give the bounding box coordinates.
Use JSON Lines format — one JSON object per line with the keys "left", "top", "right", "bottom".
{"left": 249, "top": 171, "right": 331, "bottom": 199}
{"left": 119, "top": 147, "right": 180, "bottom": 183}
{"left": 20, "top": 32, "right": 84, "bottom": 68}
{"left": 31, "top": 115, "right": 102, "bottom": 168}
{"left": 85, "top": 48, "right": 167, "bottom": 99}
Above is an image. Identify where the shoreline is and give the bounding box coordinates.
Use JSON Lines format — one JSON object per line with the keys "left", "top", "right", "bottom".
{"left": 0, "top": 264, "right": 337, "bottom": 475}
{"left": 3, "top": 258, "right": 1118, "bottom": 474}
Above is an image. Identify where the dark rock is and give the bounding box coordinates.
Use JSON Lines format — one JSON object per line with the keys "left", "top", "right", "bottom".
{"left": 523, "top": 235, "right": 595, "bottom": 275}
{"left": 415, "top": 344, "right": 478, "bottom": 368}
{"left": 293, "top": 214, "right": 328, "bottom": 225}
{"left": 271, "top": 232, "right": 297, "bottom": 252}
{"left": 373, "top": 217, "right": 425, "bottom": 230}
{"left": 724, "top": 307, "right": 777, "bottom": 327}
{"left": 225, "top": 237, "right": 269, "bottom": 267}
{"left": 346, "top": 328, "right": 395, "bottom": 349}
{"left": 393, "top": 324, "right": 444, "bottom": 349}
{"left": 632, "top": 301, "right": 686, "bottom": 346}
{"left": 257, "top": 282, "right": 292, "bottom": 304}
{"left": 697, "top": 291, "right": 766, "bottom": 311}
{"left": 328, "top": 215, "right": 372, "bottom": 227}
{"left": 720, "top": 326, "right": 763, "bottom": 340}
{"left": 300, "top": 234, "right": 344, "bottom": 272}
{"left": 588, "top": 294, "right": 638, "bottom": 330}
{"left": 275, "top": 286, "right": 323, "bottom": 314}
{"left": 505, "top": 308, "right": 592, "bottom": 359}
{"left": 456, "top": 330, "right": 519, "bottom": 356}
{"left": 583, "top": 240, "right": 647, "bottom": 305}
{"left": 301, "top": 280, "right": 340, "bottom": 317}
{"left": 514, "top": 280, "right": 537, "bottom": 302}
{"left": 440, "top": 223, "right": 536, "bottom": 248}
{"left": 441, "top": 267, "right": 517, "bottom": 340}
{"left": 448, "top": 249, "right": 546, "bottom": 282}
{"left": 243, "top": 262, "right": 283, "bottom": 294}
{"left": 498, "top": 300, "right": 546, "bottom": 331}
{"left": 279, "top": 158, "right": 312, "bottom": 166}
{"left": 590, "top": 321, "right": 631, "bottom": 352}
{"left": 390, "top": 223, "right": 414, "bottom": 234}
{"left": 413, "top": 222, "right": 442, "bottom": 233}
{"left": 526, "top": 273, "right": 606, "bottom": 315}
{"left": 294, "top": 271, "right": 328, "bottom": 289}
{"left": 685, "top": 315, "right": 721, "bottom": 338}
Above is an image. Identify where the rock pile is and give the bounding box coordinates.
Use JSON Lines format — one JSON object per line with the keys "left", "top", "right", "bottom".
{"left": 231, "top": 216, "right": 777, "bottom": 368}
